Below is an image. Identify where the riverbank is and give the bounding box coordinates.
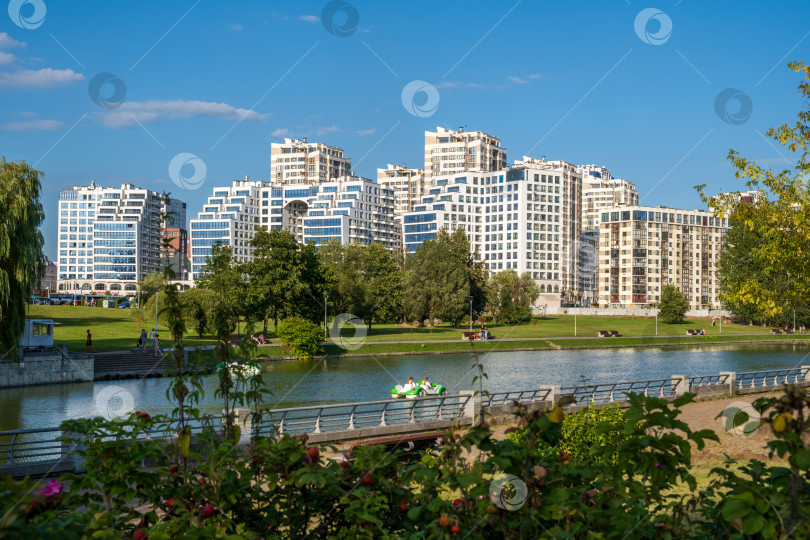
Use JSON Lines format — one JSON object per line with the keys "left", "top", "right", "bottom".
{"left": 26, "top": 304, "right": 791, "bottom": 353}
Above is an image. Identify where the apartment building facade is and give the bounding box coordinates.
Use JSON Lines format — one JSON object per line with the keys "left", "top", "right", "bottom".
{"left": 424, "top": 127, "right": 507, "bottom": 180}
{"left": 270, "top": 138, "right": 351, "bottom": 184}
{"left": 581, "top": 173, "right": 638, "bottom": 232}
{"left": 597, "top": 206, "right": 728, "bottom": 309}
{"left": 56, "top": 182, "right": 186, "bottom": 294}
{"left": 189, "top": 177, "right": 399, "bottom": 281}
{"left": 377, "top": 164, "right": 427, "bottom": 221}
{"left": 402, "top": 159, "right": 583, "bottom": 308}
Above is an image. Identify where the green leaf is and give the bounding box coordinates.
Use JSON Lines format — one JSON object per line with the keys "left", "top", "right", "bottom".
{"left": 742, "top": 512, "right": 765, "bottom": 535}
{"left": 722, "top": 498, "right": 752, "bottom": 521}
{"left": 794, "top": 448, "right": 810, "bottom": 470}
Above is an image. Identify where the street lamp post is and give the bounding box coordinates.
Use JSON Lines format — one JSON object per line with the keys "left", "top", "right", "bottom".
{"left": 324, "top": 293, "right": 328, "bottom": 334}
{"left": 469, "top": 296, "right": 473, "bottom": 334}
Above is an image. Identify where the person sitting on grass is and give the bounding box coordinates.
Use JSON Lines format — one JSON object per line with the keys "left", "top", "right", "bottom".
{"left": 257, "top": 334, "right": 267, "bottom": 344}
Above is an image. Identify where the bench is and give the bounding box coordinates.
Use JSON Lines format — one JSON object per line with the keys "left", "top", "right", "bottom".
{"left": 462, "top": 332, "right": 475, "bottom": 340}
{"left": 598, "top": 330, "right": 622, "bottom": 337}
{"left": 228, "top": 334, "right": 242, "bottom": 345}
{"left": 345, "top": 431, "right": 445, "bottom": 461}
{"left": 686, "top": 329, "right": 705, "bottom": 336}
{"left": 609, "top": 330, "right": 622, "bottom": 338}
{"left": 462, "top": 332, "right": 495, "bottom": 341}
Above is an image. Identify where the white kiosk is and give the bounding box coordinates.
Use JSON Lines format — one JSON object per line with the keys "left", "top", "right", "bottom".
{"left": 21, "top": 319, "right": 55, "bottom": 350}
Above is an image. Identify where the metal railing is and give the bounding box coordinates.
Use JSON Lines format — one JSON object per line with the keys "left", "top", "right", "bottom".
{"left": 560, "top": 377, "right": 678, "bottom": 405}
{"left": 736, "top": 367, "right": 809, "bottom": 390}
{"left": 0, "top": 427, "right": 69, "bottom": 467}
{"left": 252, "top": 394, "right": 472, "bottom": 437}
{"left": 482, "top": 388, "right": 552, "bottom": 407}
{"left": 689, "top": 373, "right": 731, "bottom": 388}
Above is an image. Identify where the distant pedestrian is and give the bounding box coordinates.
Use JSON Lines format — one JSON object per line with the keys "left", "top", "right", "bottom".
{"left": 139, "top": 328, "right": 147, "bottom": 353}
{"left": 148, "top": 328, "right": 156, "bottom": 347}
{"left": 154, "top": 333, "right": 162, "bottom": 356}
{"left": 85, "top": 329, "right": 96, "bottom": 353}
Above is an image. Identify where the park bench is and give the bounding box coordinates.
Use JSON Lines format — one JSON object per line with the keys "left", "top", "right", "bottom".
{"left": 228, "top": 334, "right": 242, "bottom": 345}
{"left": 462, "top": 331, "right": 495, "bottom": 340}
{"left": 462, "top": 332, "right": 475, "bottom": 340}
{"left": 769, "top": 328, "right": 793, "bottom": 335}
{"left": 597, "top": 330, "right": 611, "bottom": 337}
{"left": 609, "top": 330, "right": 622, "bottom": 337}
{"left": 686, "top": 329, "right": 705, "bottom": 336}
{"left": 344, "top": 431, "right": 445, "bottom": 461}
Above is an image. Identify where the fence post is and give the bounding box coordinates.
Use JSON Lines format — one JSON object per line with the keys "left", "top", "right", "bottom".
{"left": 671, "top": 375, "right": 689, "bottom": 396}
{"left": 802, "top": 366, "right": 810, "bottom": 384}
{"left": 719, "top": 371, "right": 736, "bottom": 396}
{"left": 460, "top": 391, "right": 481, "bottom": 424}
{"left": 232, "top": 408, "right": 252, "bottom": 444}
{"left": 540, "top": 385, "right": 560, "bottom": 407}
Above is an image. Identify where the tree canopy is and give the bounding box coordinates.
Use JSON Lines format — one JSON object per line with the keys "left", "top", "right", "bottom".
{"left": 698, "top": 62, "right": 810, "bottom": 324}
{"left": 658, "top": 284, "right": 690, "bottom": 324}
{"left": 486, "top": 269, "right": 540, "bottom": 324}
{"left": 0, "top": 158, "right": 45, "bottom": 354}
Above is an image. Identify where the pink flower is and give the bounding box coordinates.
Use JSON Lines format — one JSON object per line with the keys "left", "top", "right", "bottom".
{"left": 38, "top": 479, "right": 63, "bottom": 499}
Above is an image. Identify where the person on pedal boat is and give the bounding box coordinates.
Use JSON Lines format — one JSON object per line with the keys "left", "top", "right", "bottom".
{"left": 420, "top": 376, "right": 433, "bottom": 390}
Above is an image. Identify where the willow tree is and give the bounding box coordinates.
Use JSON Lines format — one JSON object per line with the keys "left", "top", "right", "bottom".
{"left": 0, "top": 158, "right": 46, "bottom": 354}
{"left": 698, "top": 62, "right": 810, "bottom": 323}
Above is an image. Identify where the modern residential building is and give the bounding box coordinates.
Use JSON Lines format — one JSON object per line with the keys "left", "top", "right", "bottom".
{"left": 424, "top": 127, "right": 506, "bottom": 180}
{"left": 596, "top": 206, "right": 729, "bottom": 309}
{"left": 270, "top": 138, "right": 351, "bottom": 184}
{"left": 56, "top": 182, "right": 186, "bottom": 294}
{"left": 401, "top": 158, "right": 583, "bottom": 308}
{"left": 377, "top": 164, "right": 427, "bottom": 221}
{"left": 580, "top": 171, "right": 638, "bottom": 231}
{"left": 189, "top": 177, "right": 399, "bottom": 281}
{"left": 41, "top": 260, "right": 57, "bottom": 292}
{"left": 162, "top": 227, "right": 190, "bottom": 280}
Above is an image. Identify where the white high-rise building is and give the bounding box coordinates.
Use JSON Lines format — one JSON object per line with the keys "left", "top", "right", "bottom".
{"left": 597, "top": 206, "right": 728, "bottom": 309}
{"left": 56, "top": 182, "right": 186, "bottom": 294}
{"left": 401, "top": 158, "right": 583, "bottom": 308}
{"left": 377, "top": 164, "right": 426, "bottom": 221}
{"left": 270, "top": 138, "right": 351, "bottom": 184}
{"left": 424, "top": 127, "right": 506, "bottom": 180}
{"left": 580, "top": 170, "right": 638, "bottom": 231}
{"left": 190, "top": 177, "right": 399, "bottom": 281}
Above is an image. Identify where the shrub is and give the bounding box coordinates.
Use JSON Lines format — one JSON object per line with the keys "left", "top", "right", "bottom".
{"left": 276, "top": 316, "right": 324, "bottom": 360}
{"left": 559, "top": 403, "right": 629, "bottom": 465}
{"left": 659, "top": 283, "right": 690, "bottom": 324}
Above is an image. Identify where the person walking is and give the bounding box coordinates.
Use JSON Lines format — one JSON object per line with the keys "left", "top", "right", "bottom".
{"left": 85, "top": 329, "right": 96, "bottom": 353}
{"left": 148, "top": 328, "right": 156, "bottom": 348}
{"left": 154, "top": 332, "right": 162, "bottom": 356}
{"left": 139, "top": 328, "right": 147, "bottom": 354}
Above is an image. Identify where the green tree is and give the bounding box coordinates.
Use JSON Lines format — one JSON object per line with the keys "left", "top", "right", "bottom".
{"left": 196, "top": 243, "right": 242, "bottom": 303}
{"left": 658, "top": 284, "right": 690, "bottom": 324}
{"left": 137, "top": 271, "right": 166, "bottom": 306}
{"left": 486, "top": 269, "right": 540, "bottom": 324}
{"left": 275, "top": 316, "right": 324, "bottom": 360}
{"left": 244, "top": 228, "right": 332, "bottom": 330}
{"left": 0, "top": 158, "right": 45, "bottom": 354}
{"left": 404, "top": 228, "right": 483, "bottom": 327}
{"left": 319, "top": 241, "right": 402, "bottom": 330}
{"left": 698, "top": 62, "right": 810, "bottom": 323}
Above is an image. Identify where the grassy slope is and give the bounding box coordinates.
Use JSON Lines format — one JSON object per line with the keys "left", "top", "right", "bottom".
{"left": 27, "top": 305, "right": 799, "bottom": 354}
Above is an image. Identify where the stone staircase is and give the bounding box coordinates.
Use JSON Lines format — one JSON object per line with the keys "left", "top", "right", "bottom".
{"left": 92, "top": 349, "right": 216, "bottom": 380}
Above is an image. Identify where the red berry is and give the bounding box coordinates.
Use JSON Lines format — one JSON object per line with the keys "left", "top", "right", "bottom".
{"left": 170, "top": 465, "right": 179, "bottom": 475}
{"left": 108, "top": 451, "right": 115, "bottom": 458}
{"left": 363, "top": 475, "right": 372, "bottom": 485}
{"left": 439, "top": 514, "right": 450, "bottom": 527}
{"left": 203, "top": 503, "right": 216, "bottom": 518}
{"left": 197, "top": 477, "right": 206, "bottom": 485}
{"left": 133, "top": 529, "right": 147, "bottom": 540}
{"left": 307, "top": 447, "right": 319, "bottom": 459}
{"left": 167, "top": 497, "right": 176, "bottom": 509}
{"left": 340, "top": 460, "right": 349, "bottom": 468}
{"left": 451, "top": 525, "right": 461, "bottom": 535}
{"left": 453, "top": 498, "right": 464, "bottom": 507}
{"left": 399, "top": 503, "right": 408, "bottom": 512}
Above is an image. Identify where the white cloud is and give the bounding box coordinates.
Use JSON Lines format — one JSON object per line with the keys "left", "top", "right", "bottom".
{"left": 0, "top": 33, "right": 25, "bottom": 49}
{"left": 357, "top": 128, "right": 376, "bottom": 137}
{"left": 0, "top": 68, "right": 84, "bottom": 89}
{"left": 508, "top": 76, "right": 527, "bottom": 84}
{"left": 20, "top": 111, "right": 36, "bottom": 117}
{"left": 314, "top": 125, "right": 340, "bottom": 137}
{"left": 98, "top": 99, "right": 269, "bottom": 128}
{"left": 299, "top": 14, "right": 319, "bottom": 23}
{"left": 0, "top": 52, "right": 15, "bottom": 66}
{"left": 3, "top": 119, "right": 64, "bottom": 131}
{"left": 271, "top": 13, "right": 288, "bottom": 21}
{"left": 271, "top": 128, "right": 289, "bottom": 137}
{"left": 435, "top": 80, "right": 483, "bottom": 89}
{"left": 228, "top": 23, "right": 243, "bottom": 31}
{"left": 528, "top": 73, "right": 544, "bottom": 80}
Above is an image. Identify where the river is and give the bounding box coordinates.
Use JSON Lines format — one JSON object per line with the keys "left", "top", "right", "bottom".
{"left": 1, "top": 342, "right": 808, "bottom": 431}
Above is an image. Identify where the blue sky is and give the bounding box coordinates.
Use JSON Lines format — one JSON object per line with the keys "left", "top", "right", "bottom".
{"left": 1, "top": 0, "right": 808, "bottom": 260}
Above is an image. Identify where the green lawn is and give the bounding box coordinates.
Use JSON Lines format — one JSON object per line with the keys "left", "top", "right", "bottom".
{"left": 27, "top": 304, "right": 795, "bottom": 354}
